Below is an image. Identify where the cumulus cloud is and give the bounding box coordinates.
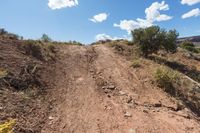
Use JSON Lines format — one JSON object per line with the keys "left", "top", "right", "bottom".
{"left": 182, "top": 8, "right": 200, "bottom": 19}
{"left": 95, "top": 34, "right": 130, "bottom": 41}
{"left": 181, "top": 0, "right": 200, "bottom": 6}
{"left": 113, "top": 19, "right": 153, "bottom": 34}
{"left": 48, "top": 0, "right": 78, "bottom": 10}
{"left": 89, "top": 13, "right": 108, "bottom": 23}
{"left": 145, "top": 1, "right": 172, "bottom": 22}
{"left": 114, "top": 1, "right": 172, "bottom": 33}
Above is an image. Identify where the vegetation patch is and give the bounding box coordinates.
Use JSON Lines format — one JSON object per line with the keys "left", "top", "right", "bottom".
{"left": 0, "top": 119, "right": 16, "bottom": 133}
{"left": 154, "top": 66, "right": 180, "bottom": 95}
{"left": 179, "top": 41, "right": 200, "bottom": 53}
{"left": 132, "top": 26, "right": 178, "bottom": 57}
{"left": 131, "top": 59, "right": 141, "bottom": 68}
{"left": 18, "top": 40, "right": 57, "bottom": 61}
{"left": 0, "top": 68, "right": 8, "bottom": 78}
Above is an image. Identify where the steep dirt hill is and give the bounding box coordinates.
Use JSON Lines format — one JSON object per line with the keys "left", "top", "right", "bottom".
{"left": 42, "top": 44, "right": 200, "bottom": 133}
{"left": 1, "top": 38, "right": 200, "bottom": 133}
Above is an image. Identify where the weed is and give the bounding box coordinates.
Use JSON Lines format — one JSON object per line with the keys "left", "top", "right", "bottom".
{"left": 154, "top": 66, "right": 180, "bottom": 95}
{"left": 0, "top": 119, "right": 16, "bottom": 133}
{"left": 0, "top": 68, "right": 8, "bottom": 78}
{"left": 131, "top": 59, "right": 141, "bottom": 68}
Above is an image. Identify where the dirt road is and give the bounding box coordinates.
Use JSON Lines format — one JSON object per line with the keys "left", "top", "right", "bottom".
{"left": 42, "top": 45, "right": 200, "bottom": 133}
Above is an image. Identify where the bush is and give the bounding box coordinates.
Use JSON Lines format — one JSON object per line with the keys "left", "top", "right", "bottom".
{"left": 0, "top": 28, "right": 8, "bottom": 35}
{"left": 69, "top": 41, "right": 83, "bottom": 46}
{"left": 23, "top": 40, "right": 43, "bottom": 60}
{"left": 132, "top": 26, "right": 179, "bottom": 57}
{"left": 41, "top": 34, "right": 52, "bottom": 42}
{"left": 154, "top": 66, "right": 180, "bottom": 95}
{"left": 180, "top": 41, "right": 199, "bottom": 53}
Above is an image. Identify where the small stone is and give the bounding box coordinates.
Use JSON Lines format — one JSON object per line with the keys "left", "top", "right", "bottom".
{"left": 49, "top": 116, "right": 54, "bottom": 120}
{"left": 119, "top": 91, "right": 127, "bottom": 95}
{"left": 108, "top": 85, "right": 115, "bottom": 90}
{"left": 143, "top": 109, "right": 148, "bottom": 113}
{"left": 129, "top": 128, "right": 136, "bottom": 133}
{"left": 154, "top": 103, "right": 162, "bottom": 107}
{"left": 124, "top": 112, "right": 132, "bottom": 117}
{"left": 104, "top": 89, "right": 111, "bottom": 93}
{"left": 126, "top": 97, "right": 133, "bottom": 103}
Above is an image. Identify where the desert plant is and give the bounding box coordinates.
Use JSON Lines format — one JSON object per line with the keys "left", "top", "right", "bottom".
{"left": 132, "top": 26, "right": 179, "bottom": 57}
{"left": 180, "top": 41, "right": 199, "bottom": 53}
{"left": 162, "top": 30, "right": 179, "bottom": 53}
{"left": 41, "top": 34, "right": 52, "bottom": 42}
{"left": 131, "top": 59, "right": 141, "bottom": 68}
{"left": 0, "top": 28, "right": 8, "bottom": 35}
{"left": 0, "top": 119, "right": 16, "bottom": 133}
{"left": 154, "top": 66, "right": 180, "bottom": 95}
{"left": 0, "top": 68, "right": 8, "bottom": 78}
{"left": 23, "top": 40, "right": 43, "bottom": 60}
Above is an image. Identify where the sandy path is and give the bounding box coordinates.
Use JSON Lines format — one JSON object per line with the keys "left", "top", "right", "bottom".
{"left": 42, "top": 44, "right": 200, "bottom": 133}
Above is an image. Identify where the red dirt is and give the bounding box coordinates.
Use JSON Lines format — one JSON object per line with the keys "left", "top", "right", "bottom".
{"left": 1, "top": 37, "right": 200, "bottom": 132}
{"left": 41, "top": 44, "right": 200, "bottom": 133}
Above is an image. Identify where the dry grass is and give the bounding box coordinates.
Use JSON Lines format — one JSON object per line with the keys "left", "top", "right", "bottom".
{"left": 131, "top": 59, "right": 141, "bottom": 68}
{"left": 154, "top": 66, "right": 180, "bottom": 95}
{"left": 0, "top": 68, "right": 8, "bottom": 78}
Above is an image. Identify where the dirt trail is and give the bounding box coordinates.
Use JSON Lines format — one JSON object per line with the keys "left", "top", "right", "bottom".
{"left": 42, "top": 45, "right": 200, "bottom": 133}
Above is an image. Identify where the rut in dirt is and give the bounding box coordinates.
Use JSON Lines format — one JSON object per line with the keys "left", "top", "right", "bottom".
{"left": 42, "top": 44, "right": 200, "bottom": 133}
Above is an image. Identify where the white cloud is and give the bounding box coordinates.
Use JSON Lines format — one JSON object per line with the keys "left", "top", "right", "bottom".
{"left": 89, "top": 13, "right": 108, "bottom": 23}
{"left": 113, "top": 19, "right": 153, "bottom": 34}
{"left": 181, "top": 0, "right": 200, "bottom": 6}
{"left": 182, "top": 8, "right": 200, "bottom": 19}
{"left": 145, "top": 1, "right": 172, "bottom": 22}
{"left": 48, "top": 0, "right": 78, "bottom": 10}
{"left": 95, "top": 34, "right": 129, "bottom": 41}
{"left": 95, "top": 34, "right": 113, "bottom": 41}
{"left": 114, "top": 1, "right": 172, "bottom": 33}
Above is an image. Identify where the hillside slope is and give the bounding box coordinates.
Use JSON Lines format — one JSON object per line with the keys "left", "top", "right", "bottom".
{"left": 0, "top": 38, "right": 200, "bottom": 133}
{"left": 42, "top": 44, "right": 200, "bottom": 133}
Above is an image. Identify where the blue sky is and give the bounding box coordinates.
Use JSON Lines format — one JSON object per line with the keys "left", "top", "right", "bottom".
{"left": 0, "top": 0, "right": 200, "bottom": 44}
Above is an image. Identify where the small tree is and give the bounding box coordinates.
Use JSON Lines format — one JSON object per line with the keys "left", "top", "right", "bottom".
{"left": 41, "top": 34, "right": 52, "bottom": 42}
{"left": 132, "top": 26, "right": 179, "bottom": 57}
{"left": 0, "top": 28, "right": 8, "bottom": 35}
{"left": 163, "top": 30, "right": 179, "bottom": 52}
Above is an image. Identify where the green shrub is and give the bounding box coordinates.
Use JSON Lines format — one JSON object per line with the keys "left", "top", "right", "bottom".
{"left": 132, "top": 26, "right": 179, "bottom": 57}
{"left": 41, "top": 34, "right": 52, "bottom": 42}
{"left": 180, "top": 41, "right": 199, "bottom": 53}
{"left": 154, "top": 66, "right": 180, "bottom": 95}
{"left": 0, "top": 28, "right": 8, "bottom": 35}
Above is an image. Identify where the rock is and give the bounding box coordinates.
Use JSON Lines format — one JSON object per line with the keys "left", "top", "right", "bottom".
{"left": 143, "top": 109, "right": 148, "bottom": 113}
{"left": 104, "top": 89, "right": 111, "bottom": 93}
{"left": 126, "top": 96, "right": 133, "bottom": 103}
{"left": 129, "top": 128, "right": 136, "bottom": 133}
{"left": 48, "top": 116, "right": 54, "bottom": 120}
{"left": 119, "top": 91, "right": 127, "bottom": 95}
{"left": 108, "top": 85, "right": 115, "bottom": 90}
{"left": 154, "top": 103, "right": 162, "bottom": 107}
{"left": 124, "top": 112, "right": 132, "bottom": 117}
